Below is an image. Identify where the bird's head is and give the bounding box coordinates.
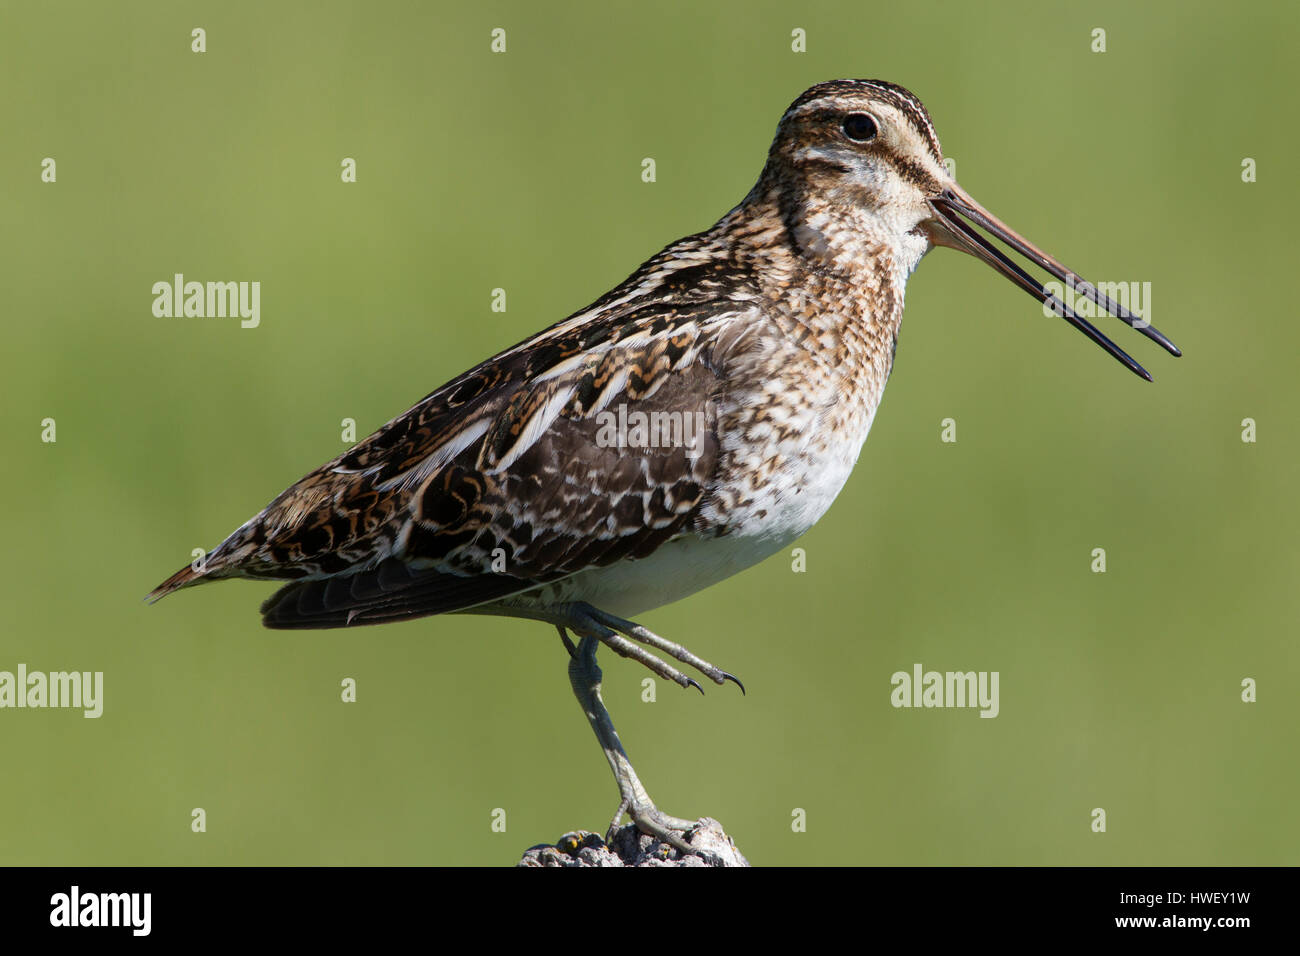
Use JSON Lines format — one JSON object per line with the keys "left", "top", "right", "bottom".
{"left": 759, "top": 79, "right": 1180, "bottom": 378}
{"left": 764, "top": 78, "right": 948, "bottom": 271}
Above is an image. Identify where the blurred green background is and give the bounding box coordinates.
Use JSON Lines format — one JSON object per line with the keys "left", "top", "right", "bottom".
{"left": 2, "top": 0, "right": 1295, "bottom": 866}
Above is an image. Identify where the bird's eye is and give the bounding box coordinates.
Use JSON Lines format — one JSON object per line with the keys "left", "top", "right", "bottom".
{"left": 842, "top": 112, "right": 878, "bottom": 142}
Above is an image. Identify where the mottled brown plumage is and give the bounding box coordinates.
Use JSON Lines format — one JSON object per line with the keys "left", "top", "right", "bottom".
{"left": 150, "top": 80, "right": 1178, "bottom": 854}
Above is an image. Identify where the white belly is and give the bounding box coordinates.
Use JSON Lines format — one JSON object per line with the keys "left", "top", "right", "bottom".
{"left": 542, "top": 530, "right": 793, "bottom": 618}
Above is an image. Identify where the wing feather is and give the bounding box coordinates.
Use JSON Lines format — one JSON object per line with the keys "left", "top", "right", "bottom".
{"left": 149, "top": 248, "right": 770, "bottom": 631}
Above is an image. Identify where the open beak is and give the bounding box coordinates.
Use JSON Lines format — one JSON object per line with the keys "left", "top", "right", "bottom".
{"left": 926, "top": 182, "right": 1180, "bottom": 381}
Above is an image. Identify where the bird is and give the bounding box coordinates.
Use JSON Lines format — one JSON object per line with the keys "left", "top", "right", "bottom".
{"left": 149, "top": 78, "right": 1180, "bottom": 857}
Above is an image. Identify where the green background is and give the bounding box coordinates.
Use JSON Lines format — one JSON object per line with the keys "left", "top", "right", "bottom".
{"left": 2, "top": 0, "right": 1295, "bottom": 866}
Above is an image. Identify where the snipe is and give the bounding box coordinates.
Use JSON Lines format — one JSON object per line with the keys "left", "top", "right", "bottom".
{"left": 151, "top": 79, "right": 1179, "bottom": 858}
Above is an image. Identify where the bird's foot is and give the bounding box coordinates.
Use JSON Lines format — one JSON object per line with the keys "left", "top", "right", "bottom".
{"left": 607, "top": 795, "right": 695, "bottom": 847}
{"left": 608, "top": 798, "right": 725, "bottom": 864}
{"left": 567, "top": 603, "right": 745, "bottom": 695}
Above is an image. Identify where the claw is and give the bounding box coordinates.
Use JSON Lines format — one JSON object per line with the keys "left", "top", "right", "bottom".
{"left": 721, "top": 671, "right": 745, "bottom": 695}
{"left": 686, "top": 677, "right": 704, "bottom": 695}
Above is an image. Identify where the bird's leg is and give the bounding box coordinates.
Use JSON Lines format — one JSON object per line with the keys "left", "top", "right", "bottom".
{"left": 560, "top": 627, "right": 699, "bottom": 854}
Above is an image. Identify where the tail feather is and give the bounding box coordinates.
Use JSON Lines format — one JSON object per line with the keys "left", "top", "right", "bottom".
{"left": 150, "top": 552, "right": 541, "bottom": 628}
{"left": 146, "top": 563, "right": 205, "bottom": 603}
{"left": 259, "top": 559, "right": 534, "bottom": 629}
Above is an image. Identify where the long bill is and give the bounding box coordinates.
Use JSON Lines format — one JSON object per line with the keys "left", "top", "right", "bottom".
{"left": 926, "top": 183, "right": 1181, "bottom": 382}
